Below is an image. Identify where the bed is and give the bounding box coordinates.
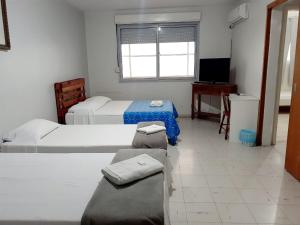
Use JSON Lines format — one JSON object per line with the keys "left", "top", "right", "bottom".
{"left": 66, "top": 100, "right": 133, "bottom": 124}
{"left": 0, "top": 153, "right": 114, "bottom": 225}
{"left": 1, "top": 119, "right": 137, "bottom": 153}
{"left": 55, "top": 78, "right": 180, "bottom": 145}
{"left": 0, "top": 152, "right": 170, "bottom": 225}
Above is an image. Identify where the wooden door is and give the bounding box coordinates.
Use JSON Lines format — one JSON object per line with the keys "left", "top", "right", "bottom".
{"left": 285, "top": 10, "right": 300, "bottom": 180}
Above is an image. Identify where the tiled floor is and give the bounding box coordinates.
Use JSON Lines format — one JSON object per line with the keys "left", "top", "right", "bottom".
{"left": 168, "top": 118, "right": 300, "bottom": 225}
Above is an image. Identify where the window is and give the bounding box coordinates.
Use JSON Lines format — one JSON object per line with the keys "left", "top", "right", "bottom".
{"left": 117, "top": 23, "right": 199, "bottom": 80}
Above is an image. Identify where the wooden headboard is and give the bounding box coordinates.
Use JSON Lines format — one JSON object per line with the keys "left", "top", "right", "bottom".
{"left": 54, "top": 78, "right": 86, "bottom": 124}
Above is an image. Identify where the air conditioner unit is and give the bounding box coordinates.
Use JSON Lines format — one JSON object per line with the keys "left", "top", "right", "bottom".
{"left": 228, "top": 3, "right": 248, "bottom": 28}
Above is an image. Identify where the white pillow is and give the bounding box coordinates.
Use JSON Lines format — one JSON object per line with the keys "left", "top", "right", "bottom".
{"left": 4, "top": 119, "right": 61, "bottom": 144}
{"left": 85, "top": 96, "right": 111, "bottom": 105}
{"left": 68, "top": 96, "right": 111, "bottom": 113}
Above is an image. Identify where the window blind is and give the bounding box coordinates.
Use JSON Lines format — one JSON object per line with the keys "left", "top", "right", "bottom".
{"left": 159, "top": 26, "right": 196, "bottom": 43}
{"left": 120, "top": 27, "right": 157, "bottom": 44}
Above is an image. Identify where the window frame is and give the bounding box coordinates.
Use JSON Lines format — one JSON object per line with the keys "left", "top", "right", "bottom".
{"left": 117, "top": 22, "right": 200, "bottom": 82}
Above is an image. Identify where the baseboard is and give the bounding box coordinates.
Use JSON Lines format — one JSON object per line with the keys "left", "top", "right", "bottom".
{"left": 178, "top": 114, "right": 191, "bottom": 118}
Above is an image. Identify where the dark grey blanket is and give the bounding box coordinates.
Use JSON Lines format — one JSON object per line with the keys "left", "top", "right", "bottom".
{"left": 132, "top": 122, "right": 168, "bottom": 150}
{"left": 81, "top": 149, "right": 166, "bottom": 225}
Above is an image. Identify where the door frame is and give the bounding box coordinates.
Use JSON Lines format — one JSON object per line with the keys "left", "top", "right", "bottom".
{"left": 272, "top": 8, "right": 298, "bottom": 144}
{"left": 257, "top": 0, "right": 290, "bottom": 146}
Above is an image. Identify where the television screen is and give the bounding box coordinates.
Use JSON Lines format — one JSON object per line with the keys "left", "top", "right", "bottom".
{"left": 199, "top": 58, "right": 230, "bottom": 83}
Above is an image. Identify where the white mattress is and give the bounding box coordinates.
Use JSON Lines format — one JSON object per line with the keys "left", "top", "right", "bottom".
{"left": 65, "top": 101, "right": 133, "bottom": 125}
{"left": 0, "top": 153, "right": 115, "bottom": 225}
{"left": 280, "top": 91, "right": 292, "bottom": 106}
{"left": 1, "top": 124, "right": 137, "bottom": 153}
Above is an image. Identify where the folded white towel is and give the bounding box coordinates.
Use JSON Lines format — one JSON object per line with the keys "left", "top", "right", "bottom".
{"left": 102, "top": 154, "right": 164, "bottom": 185}
{"left": 137, "top": 124, "right": 166, "bottom": 135}
{"left": 150, "top": 100, "right": 163, "bottom": 107}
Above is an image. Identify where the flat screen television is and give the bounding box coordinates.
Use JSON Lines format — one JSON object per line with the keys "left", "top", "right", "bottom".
{"left": 199, "top": 58, "right": 231, "bottom": 83}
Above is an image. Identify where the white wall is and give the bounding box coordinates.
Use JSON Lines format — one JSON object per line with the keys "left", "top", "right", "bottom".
{"left": 0, "top": 0, "right": 88, "bottom": 137}
{"left": 263, "top": 10, "right": 283, "bottom": 145}
{"left": 231, "top": 0, "right": 271, "bottom": 98}
{"left": 84, "top": 5, "right": 233, "bottom": 116}
{"left": 230, "top": 0, "right": 284, "bottom": 145}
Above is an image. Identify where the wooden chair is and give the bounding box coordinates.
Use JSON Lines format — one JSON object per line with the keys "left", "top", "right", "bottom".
{"left": 219, "top": 94, "right": 231, "bottom": 140}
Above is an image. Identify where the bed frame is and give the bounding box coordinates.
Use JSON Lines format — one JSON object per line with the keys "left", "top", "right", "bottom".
{"left": 54, "top": 78, "right": 86, "bottom": 124}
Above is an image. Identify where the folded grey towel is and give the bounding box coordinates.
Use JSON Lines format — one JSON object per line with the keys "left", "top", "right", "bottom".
{"left": 132, "top": 121, "right": 168, "bottom": 150}
{"left": 102, "top": 154, "right": 164, "bottom": 185}
{"left": 81, "top": 149, "right": 167, "bottom": 225}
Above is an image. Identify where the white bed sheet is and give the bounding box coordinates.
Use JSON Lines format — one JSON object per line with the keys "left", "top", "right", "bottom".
{"left": 0, "top": 153, "right": 115, "bottom": 225}
{"left": 65, "top": 101, "right": 133, "bottom": 125}
{"left": 1, "top": 124, "right": 137, "bottom": 153}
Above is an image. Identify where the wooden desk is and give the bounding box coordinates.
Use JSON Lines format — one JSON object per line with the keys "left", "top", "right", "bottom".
{"left": 191, "top": 83, "right": 238, "bottom": 120}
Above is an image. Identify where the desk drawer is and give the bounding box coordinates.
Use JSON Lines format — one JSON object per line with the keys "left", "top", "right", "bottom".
{"left": 193, "top": 86, "right": 236, "bottom": 95}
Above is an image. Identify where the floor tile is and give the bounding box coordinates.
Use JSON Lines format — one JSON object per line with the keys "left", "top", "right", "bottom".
{"left": 170, "top": 202, "right": 187, "bottom": 222}
{"left": 280, "top": 205, "right": 300, "bottom": 224}
{"left": 170, "top": 187, "right": 184, "bottom": 202}
{"left": 180, "top": 163, "right": 204, "bottom": 175}
{"left": 185, "top": 203, "right": 221, "bottom": 223}
{"left": 167, "top": 118, "right": 298, "bottom": 225}
{"left": 206, "top": 175, "right": 235, "bottom": 188}
{"left": 181, "top": 175, "right": 208, "bottom": 187}
{"left": 223, "top": 224, "right": 257, "bottom": 225}
{"left": 170, "top": 222, "right": 188, "bottom": 225}
{"left": 231, "top": 176, "right": 264, "bottom": 189}
{"left": 227, "top": 165, "right": 256, "bottom": 176}
{"left": 189, "top": 223, "right": 222, "bottom": 225}
{"left": 172, "top": 175, "right": 182, "bottom": 189}
{"left": 216, "top": 203, "right": 256, "bottom": 223}
{"left": 211, "top": 187, "right": 244, "bottom": 203}
{"left": 182, "top": 187, "right": 214, "bottom": 203}
{"left": 202, "top": 163, "right": 229, "bottom": 175}
{"left": 247, "top": 204, "right": 292, "bottom": 224}
{"left": 188, "top": 223, "right": 222, "bottom": 225}
{"left": 239, "top": 189, "right": 274, "bottom": 204}
{"left": 266, "top": 187, "right": 300, "bottom": 205}
{"left": 257, "top": 175, "right": 299, "bottom": 190}
{"left": 257, "top": 224, "right": 292, "bottom": 225}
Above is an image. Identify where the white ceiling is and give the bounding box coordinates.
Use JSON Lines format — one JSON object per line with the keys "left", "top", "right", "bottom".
{"left": 66, "top": 0, "right": 237, "bottom": 12}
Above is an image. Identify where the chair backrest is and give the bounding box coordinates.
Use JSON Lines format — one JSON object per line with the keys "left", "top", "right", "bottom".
{"left": 222, "top": 94, "right": 230, "bottom": 113}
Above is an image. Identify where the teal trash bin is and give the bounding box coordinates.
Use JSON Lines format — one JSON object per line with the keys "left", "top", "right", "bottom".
{"left": 239, "top": 129, "right": 256, "bottom": 147}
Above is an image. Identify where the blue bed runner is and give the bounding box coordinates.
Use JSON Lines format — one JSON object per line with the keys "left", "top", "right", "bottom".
{"left": 123, "top": 100, "right": 180, "bottom": 145}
